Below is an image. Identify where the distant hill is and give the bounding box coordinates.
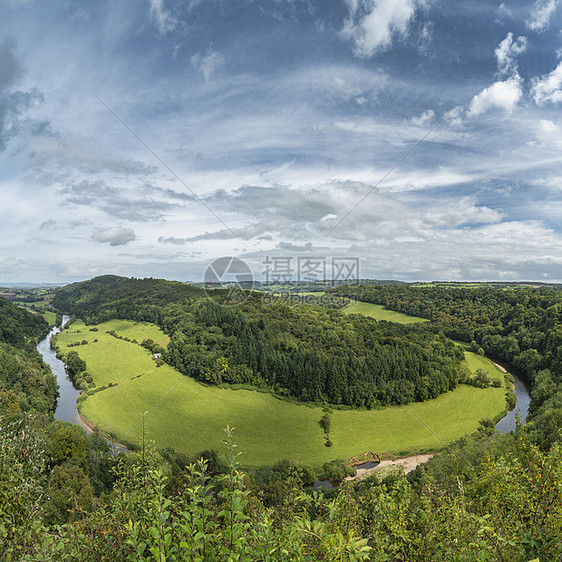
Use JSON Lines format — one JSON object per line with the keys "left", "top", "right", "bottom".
{"left": 52, "top": 275, "right": 206, "bottom": 322}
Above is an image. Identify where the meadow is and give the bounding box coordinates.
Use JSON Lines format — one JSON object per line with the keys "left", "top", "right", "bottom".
{"left": 463, "top": 350, "right": 505, "bottom": 383}
{"left": 43, "top": 310, "right": 57, "bottom": 325}
{"left": 56, "top": 319, "right": 506, "bottom": 468}
{"left": 342, "top": 301, "right": 429, "bottom": 324}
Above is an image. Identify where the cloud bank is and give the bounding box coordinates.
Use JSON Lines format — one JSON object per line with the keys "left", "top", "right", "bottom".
{"left": 532, "top": 62, "right": 562, "bottom": 105}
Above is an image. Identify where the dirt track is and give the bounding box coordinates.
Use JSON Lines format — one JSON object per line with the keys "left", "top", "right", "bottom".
{"left": 345, "top": 453, "right": 436, "bottom": 481}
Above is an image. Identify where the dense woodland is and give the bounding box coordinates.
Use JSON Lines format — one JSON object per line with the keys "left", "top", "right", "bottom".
{"left": 3, "top": 279, "right": 562, "bottom": 559}
{"left": 0, "top": 297, "right": 57, "bottom": 415}
{"left": 53, "top": 276, "right": 464, "bottom": 408}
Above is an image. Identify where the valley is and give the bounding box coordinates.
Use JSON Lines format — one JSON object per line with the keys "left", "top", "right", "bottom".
{"left": 52, "top": 313, "right": 508, "bottom": 467}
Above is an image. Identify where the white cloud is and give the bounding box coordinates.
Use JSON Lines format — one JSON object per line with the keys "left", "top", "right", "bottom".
{"left": 498, "top": 3, "right": 513, "bottom": 18}
{"left": 148, "top": 0, "right": 177, "bottom": 33}
{"left": 526, "top": 0, "right": 559, "bottom": 32}
{"left": 342, "top": 0, "right": 421, "bottom": 58}
{"left": 467, "top": 77, "right": 522, "bottom": 117}
{"left": 531, "top": 62, "right": 562, "bottom": 105}
{"left": 91, "top": 227, "right": 136, "bottom": 246}
{"left": 449, "top": 34, "right": 525, "bottom": 124}
{"left": 172, "top": 43, "right": 182, "bottom": 60}
{"left": 191, "top": 47, "right": 225, "bottom": 84}
{"left": 495, "top": 32, "right": 527, "bottom": 76}
{"left": 411, "top": 109, "right": 435, "bottom": 127}
{"left": 416, "top": 21, "right": 433, "bottom": 54}
{"left": 445, "top": 105, "right": 464, "bottom": 126}
{"left": 533, "top": 119, "right": 562, "bottom": 150}
{"left": 422, "top": 197, "right": 505, "bottom": 227}
{"left": 539, "top": 119, "right": 559, "bottom": 134}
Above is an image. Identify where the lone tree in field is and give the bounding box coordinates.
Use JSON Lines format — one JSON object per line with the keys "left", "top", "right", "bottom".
{"left": 319, "top": 414, "right": 331, "bottom": 434}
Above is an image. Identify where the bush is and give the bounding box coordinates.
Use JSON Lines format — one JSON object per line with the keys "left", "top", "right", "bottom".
{"left": 65, "top": 351, "right": 87, "bottom": 375}
{"left": 506, "top": 392, "right": 517, "bottom": 410}
{"left": 319, "top": 414, "right": 331, "bottom": 433}
{"left": 473, "top": 369, "right": 490, "bottom": 389}
{"left": 319, "top": 459, "right": 354, "bottom": 482}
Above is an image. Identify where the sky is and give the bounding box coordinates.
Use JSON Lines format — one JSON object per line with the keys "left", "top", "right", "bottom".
{"left": 1, "top": 0, "right": 562, "bottom": 284}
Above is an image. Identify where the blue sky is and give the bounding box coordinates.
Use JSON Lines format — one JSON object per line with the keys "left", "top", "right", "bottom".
{"left": 1, "top": 0, "right": 562, "bottom": 283}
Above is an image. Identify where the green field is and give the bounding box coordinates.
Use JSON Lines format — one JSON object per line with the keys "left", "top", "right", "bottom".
{"left": 56, "top": 319, "right": 506, "bottom": 468}
{"left": 294, "top": 291, "right": 326, "bottom": 296}
{"left": 463, "top": 351, "right": 505, "bottom": 384}
{"left": 343, "top": 301, "right": 429, "bottom": 324}
{"left": 43, "top": 311, "right": 57, "bottom": 325}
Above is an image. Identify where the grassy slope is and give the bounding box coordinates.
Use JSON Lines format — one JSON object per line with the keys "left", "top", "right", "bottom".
{"left": 343, "top": 301, "right": 429, "bottom": 324}
{"left": 43, "top": 311, "right": 57, "bottom": 325}
{"left": 57, "top": 320, "right": 506, "bottom": 468}
{"left": 454, "top": 341, "right": 505, "bottom": 384}
{"left": 464, "top": 352, "right": 504, "bottom": 384}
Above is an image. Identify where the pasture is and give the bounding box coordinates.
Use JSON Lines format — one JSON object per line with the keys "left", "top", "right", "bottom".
{"left": 56, "top": 319, "right": 506, "bottom": 468}
{"left": 43, "top": 311, "right": 57, "bottom": 325}
{"left": 343, "top": 301, "right": 429, "bottom": 324}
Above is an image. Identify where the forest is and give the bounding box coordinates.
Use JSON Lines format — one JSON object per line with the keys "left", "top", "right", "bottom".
{"left": 3, "top": 279, "right": 562, "bottom": 559}
{"left": 0, "top": 297, "right": 57, "bottom": 415}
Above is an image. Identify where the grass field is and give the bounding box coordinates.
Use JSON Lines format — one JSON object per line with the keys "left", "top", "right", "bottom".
{"left": 343, "top": 301, "right": 429, "bottom": 324}
{"left": 293, "top": 291, "right": 326, "bottom": 296}
{"left": 43, "top": 311, "right": 57, "bottom": 325}
{"left": 56, "top": 319, "right": 506, "bottom": 468}
{"left": 463, "top": 352, "right": 505, "bottom": 384}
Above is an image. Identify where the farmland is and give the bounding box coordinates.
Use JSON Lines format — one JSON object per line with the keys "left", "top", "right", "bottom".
{"left": 56, "top": 319, "right": 506, "bottom": 468}
{"left": 343, "top": 301, "right": 429, "bottom": 324}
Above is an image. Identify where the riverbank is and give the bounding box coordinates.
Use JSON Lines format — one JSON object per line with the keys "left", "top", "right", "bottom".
{"left": 79, "top": 412, "right": 130, "bottom": 452}
{"left": 492, "top": 361, "right": 507, "bottom": 373}
{"left": 345, "top": 453, "right": 437, "bottom": 482}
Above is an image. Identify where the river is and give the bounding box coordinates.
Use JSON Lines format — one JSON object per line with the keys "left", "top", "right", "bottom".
{"left": 494, "top": 365, "right": 531, "bottom": 433}
{"left": 37, "top": 315, "right": 86, "bottom": 428}
{"left": 37, "top": 317, "right": 129, "bottom": 453}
